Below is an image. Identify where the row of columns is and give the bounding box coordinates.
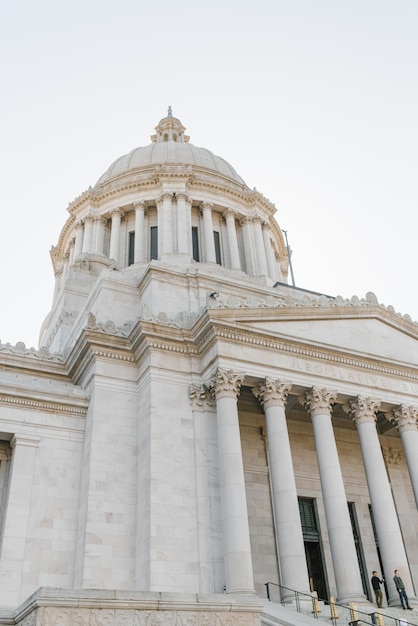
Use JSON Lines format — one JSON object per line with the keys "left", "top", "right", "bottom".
{"left": 203, "top": 370, "right": 418, "bottom": 604}
{"left": 67, "top": 198, "right": 283, "bottom": 282}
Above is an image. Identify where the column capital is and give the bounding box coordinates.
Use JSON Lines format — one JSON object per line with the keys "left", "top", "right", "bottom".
{"left": 206, "top": 368, "right": 245, "bottom": 400}
{"left": 302, "top": 387, "right": 337, "bottom": 415}
{"left": 347, "top": 396, "right": 381, "bottom": 425}
{"left": 133, "top": 201, "right": 147, "bottom": 212}
{"left": 253, "top": 378, "right": 291, "bottom": 408}
{"left": 223, "top": 208, "right": 237, "bottom": 220}
{"left": 83, "top": 212, "right": 95, "bottom": 224}
{"left": 392, "top": 404, "right": 418, "bottom": 433}
{"left": 189, "top": 384, "right": 214, "bottom": 411}
{"left": 110, "top": 207, "right": 124, "bottom": 219}
{"left": 201, "top": 201, "right": 213, "bottom": 212}
{"left": 175, "top": 191, "right": 190, "bottom": 202}
{"left": 159, "top": 192, "right": 173, "bottom": 202}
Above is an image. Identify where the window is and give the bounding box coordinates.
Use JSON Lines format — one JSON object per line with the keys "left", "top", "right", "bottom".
{"left": 150, "top": 226, "right": 158, "bottom": 260}
{"left": 192, "top": 227, "right": 200, "bottom": 261}
{"left": 128, "top": 231, "right": 135, "bottom": 266}
{"left": 213, "top": 231, "right": 221, "bottom": 265}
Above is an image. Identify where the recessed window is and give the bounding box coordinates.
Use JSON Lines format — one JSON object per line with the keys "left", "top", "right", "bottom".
{"left": 213, "top": 231, "right": 221, "bottom": 265}
{"left": 128, "top": 231, "right": 135, "bottom": 266}
{"left": 150, "top": 226, "right": 158, "bottom": 260}
{"left": 192, "top": 227, "right": 200, "bottom": 261}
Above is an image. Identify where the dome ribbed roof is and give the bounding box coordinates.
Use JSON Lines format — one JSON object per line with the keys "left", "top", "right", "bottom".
{"left": 95, "top": 109, "right": 247, "bottom": 187}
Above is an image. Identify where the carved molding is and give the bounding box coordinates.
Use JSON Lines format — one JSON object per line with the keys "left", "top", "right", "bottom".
{"left": 382, "top": 446, "right": 403, "bottom": 466}
{"left": 302, "top": 387, "right": 337, "bottom": 415}
{"left": 392, "top": 404, "right": 418, "bottom": 433}
{"left": 347, "top": 396, "right": 381, "bottom": 426}
{"left": 205, "top": 367, "right": 245, "bottom": 400}
{"left": 253, "top": 377, "right": 292, "bottom": 408}
{"left": 189, "top": 384, "right": 215, "bottom": 410}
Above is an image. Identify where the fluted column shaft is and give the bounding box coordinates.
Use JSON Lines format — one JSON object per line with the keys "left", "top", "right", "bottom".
{"left": 73, "top": 222, "right": 83, "bottom": 259}
{"left": 303, "top": 388, "right": 365, "bottom": 603}
{"left": 93, "top": 216, "right": 106, "bottom": 255}
{"left": 240, "top": 217, "right": 255, "bottom": 275}
{"left": 109, "top": 208, "right": 123, "bottom": 265}
{"left": 349, "top": 397, "right": 414, "bottom": 605}
{"left": 392, "top": 405, "right": 418, "bottom": 509}
{"left": 134, "top": 202, "right": 146, "bottom": 264}
{"left": 254, "top": 379, "right": 310, "bottom": 598}
{"left": 160, "top": 192, "right": 173, "bottom": 255}
{"left": 82, "top": 215, "right": 94, "bottom": 253}
{"left": 202, "top": 203, "right": 216, "bottom": 263}
{"left": 253, "top": 215, "right": 268, "bottom": 277}
{"left": 177, "top": 192, "right": 191, "bottom": 255}
{"left": 0, "top": 436, "right": 40, "bottom": 606}
{"left": 207, "top": 368, "right": 255, "bottom": 594}
{"left": 224, "top": 209, "right": 241, "bottom": 270}
{"left": 262, "top": 222, "right": 277, "bottom": 281}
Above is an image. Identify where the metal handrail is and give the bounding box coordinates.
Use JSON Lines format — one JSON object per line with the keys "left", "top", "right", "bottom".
{"left": 264, "top": 582, "right": 418, "bottom": 626}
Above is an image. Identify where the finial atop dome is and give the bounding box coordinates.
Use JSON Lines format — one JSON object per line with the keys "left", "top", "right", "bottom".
{"left": 151, "top": 110, "right": 190, "bottom": 143}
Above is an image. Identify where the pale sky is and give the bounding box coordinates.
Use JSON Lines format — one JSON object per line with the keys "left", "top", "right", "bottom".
{"left": 1, "top": 0, "right": 417, "bottom": 348}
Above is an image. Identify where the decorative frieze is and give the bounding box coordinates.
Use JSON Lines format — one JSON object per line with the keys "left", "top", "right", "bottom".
{"left": 16, "top": 608, "right": 261, "bottom": 626}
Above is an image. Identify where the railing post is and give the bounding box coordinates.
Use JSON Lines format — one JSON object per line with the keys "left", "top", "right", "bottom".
{"left": 265, "top": 582, "right": 270, "bottom": 601}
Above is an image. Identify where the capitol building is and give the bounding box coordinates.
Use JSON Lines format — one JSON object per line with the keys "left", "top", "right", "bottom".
{"left": 0, "top": 110, "right": 417, "bottom": 625}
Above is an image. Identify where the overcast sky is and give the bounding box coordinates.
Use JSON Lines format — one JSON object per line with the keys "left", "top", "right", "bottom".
{"left": 1, "top": 0, "right": 417, "bottom": 348}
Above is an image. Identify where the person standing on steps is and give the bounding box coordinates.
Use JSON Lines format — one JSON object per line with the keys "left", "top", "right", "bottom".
{"left": 371, "top": 571, "right": 385, "bottom": 608}
{"left": 393, "top": 569, "right": 412, "bottom": 610}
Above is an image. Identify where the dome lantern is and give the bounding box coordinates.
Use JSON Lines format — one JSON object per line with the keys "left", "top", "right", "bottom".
{"left": 150, "top": 106, "right": 190, "bottom": 144}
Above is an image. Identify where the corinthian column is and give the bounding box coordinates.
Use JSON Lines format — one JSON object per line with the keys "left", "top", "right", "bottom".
{"left": 176, "top": 192, "right": 191, "bottom": 255}
{"left": 252, "top": 214, "right": 268, "bottom": 277}
{"left": 159, "top": 192, "right": 173, "bottom": 255}
{"left": 201, "top": 202, "right": 216, "bottom": 263}
{"left": 349, "top": 397, "right": 414, "bottom": 605}
{"left": 262, "top": 221, "right": 277, "bottom": 281}
{"left": 134, "top": 202, "right": 146, "bottom": 264}
{"left": 223, "top": 209, "right": 241, "bottom": 270}
{"left": 302, "top": 388, "right": 365, "bottom": 603}
{"left": 392, "top": 404, "right": 418, "bottom": 508}
{"left": 240, "top": 217, "right": 255, "bottom": 275}
{"left": 73, "top": 221, "right": 84, "bottom": 258}
{"left": 82, "top": 214, "right": 94, "bottom": 253}
{"left": 109, "top": 208, "right": 124, "bottom": 265}
{"left": 254, "top": 379, "right": 310, "bottom": 600}
{"left": 206, "top": 368, "right": 255, "bottom": 594}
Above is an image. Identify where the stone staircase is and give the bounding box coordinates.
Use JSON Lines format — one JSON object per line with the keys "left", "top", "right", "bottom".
{"left": 260, "top": 596, "right": 418, "bottom": 626}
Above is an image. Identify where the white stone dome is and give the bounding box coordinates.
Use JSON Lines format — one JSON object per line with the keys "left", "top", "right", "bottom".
{"left": 95, "top": 109, "right": 247, "bottom": 187}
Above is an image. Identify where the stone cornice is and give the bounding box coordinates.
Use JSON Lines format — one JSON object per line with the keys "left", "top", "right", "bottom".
{"left": 0, "top": 392, "right": 88, "bottom": 417}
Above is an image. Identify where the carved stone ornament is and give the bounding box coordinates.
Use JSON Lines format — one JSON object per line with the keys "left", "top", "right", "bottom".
{"left": 253, "top": 377, "right": 291, "bottom": 408}
{"left": 382, "top": 446, "right": 403, "bottom": 467}
{"left": 348, "top": 396, "right": 381, "bottom": 426}
{"left": 301, "top": 387, "right": 337, "bottom": 415}
{"left": 189, "top": 384, "right": 214, "bottom": 409}
{"left": 205, "top": 367, "right": 245, "bottom": 400}
{"left": 17, "top": 607, "right": 261, "bottom": 626}
{"left": 392, "top": 404, "right": 418, "bottom": 433}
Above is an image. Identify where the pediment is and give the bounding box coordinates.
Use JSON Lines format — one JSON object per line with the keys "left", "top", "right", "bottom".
{"left": 209, "top": 305, "right": 418, "bottom": 368}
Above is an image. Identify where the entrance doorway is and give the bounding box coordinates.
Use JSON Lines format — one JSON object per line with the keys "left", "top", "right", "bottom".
{"left": 299, "top": 498, "right": 328, "bottom": 601}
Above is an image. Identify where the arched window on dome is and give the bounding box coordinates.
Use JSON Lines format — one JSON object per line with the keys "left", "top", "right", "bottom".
{"left": 164, "top": 133, "right": 168, "bottom": 142}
